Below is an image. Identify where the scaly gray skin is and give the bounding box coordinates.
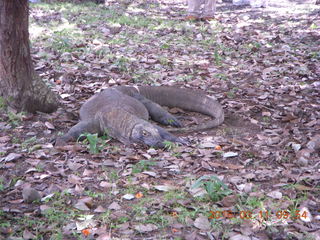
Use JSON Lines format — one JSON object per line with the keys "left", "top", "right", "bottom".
{"left": 56, "top": 88, "right": 187, "bottom": 148}
{"left": 115, "top": 86, "right": 224, "bottom": 132}
{"left": 56, "top": 86, "right": 224, "bottom": 148}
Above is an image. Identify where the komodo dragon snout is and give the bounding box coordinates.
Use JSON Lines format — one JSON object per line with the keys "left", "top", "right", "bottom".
{"left": 131, "top": 123, "right": 188, "bottom": 148}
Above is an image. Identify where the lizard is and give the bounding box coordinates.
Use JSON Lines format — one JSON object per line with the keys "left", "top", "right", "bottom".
{"left": 56, "top": 86, "right": 224, "bottom": 148}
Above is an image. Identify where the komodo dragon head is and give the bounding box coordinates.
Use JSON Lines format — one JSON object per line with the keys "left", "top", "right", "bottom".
{"left": 131, "top": 122, "right": 187, "bottom": 148}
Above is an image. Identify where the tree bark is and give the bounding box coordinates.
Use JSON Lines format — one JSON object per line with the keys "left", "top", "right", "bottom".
{"left": 0, "top": 0, "right": 59, "bottom": 113}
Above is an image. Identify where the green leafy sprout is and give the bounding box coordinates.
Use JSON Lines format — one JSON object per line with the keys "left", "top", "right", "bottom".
{"left": 192, "top": 175, "right": 233, "bottom": 202}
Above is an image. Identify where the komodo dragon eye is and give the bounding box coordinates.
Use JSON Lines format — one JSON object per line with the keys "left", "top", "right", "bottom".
{"left": 142, "top": 130, "right": 150, "bottom": 136}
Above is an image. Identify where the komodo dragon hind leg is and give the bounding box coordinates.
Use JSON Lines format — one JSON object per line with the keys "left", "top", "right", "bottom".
{"left": 130, "top": 92, "right": 182, "bottom": 128}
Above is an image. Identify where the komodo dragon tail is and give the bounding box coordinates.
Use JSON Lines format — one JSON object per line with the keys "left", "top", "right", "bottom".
{"left": 137, "top": 86, "right": 224, "bottom": 133}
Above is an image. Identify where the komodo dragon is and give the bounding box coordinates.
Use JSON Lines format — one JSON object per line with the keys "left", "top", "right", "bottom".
{"left": 56, "top": 86, "right": 224, "bottom": 148}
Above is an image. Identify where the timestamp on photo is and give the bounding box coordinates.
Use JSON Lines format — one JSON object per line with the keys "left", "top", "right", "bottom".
{"left": 209, "top": 209, "right": 308, "bottom": 221}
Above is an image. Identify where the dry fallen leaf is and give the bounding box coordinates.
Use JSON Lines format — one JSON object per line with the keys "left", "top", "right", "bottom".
{"left": 134, "top": 224, "right": 158, "bottom": 233}
{"left": 194, "top": 215, "right": 210, "bottom": 231}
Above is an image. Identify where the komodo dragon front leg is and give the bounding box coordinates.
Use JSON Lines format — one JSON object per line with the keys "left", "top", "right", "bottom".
{"left": 55, "top": 120, "right": 100, "bottom": 145}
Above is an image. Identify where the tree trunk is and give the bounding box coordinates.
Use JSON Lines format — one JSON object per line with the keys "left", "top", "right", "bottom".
{"left": 0, "top": 0, "right": 59, "bottom": 113}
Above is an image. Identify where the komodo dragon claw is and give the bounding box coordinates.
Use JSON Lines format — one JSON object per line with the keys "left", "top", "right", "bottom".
{"left": 159, "top": 116, "right": 182, "bottom": 128}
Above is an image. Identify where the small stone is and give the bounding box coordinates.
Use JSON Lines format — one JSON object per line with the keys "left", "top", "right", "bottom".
{"left": 22, "top": 187, "right": 41, "bottom": 203}
{"left": 297, "top": 157, "right": 308, "bottom": 166}
{"left": 267, "top": 190, "right": 282, "bottom": 199}
{"left": 199, "top": 142, "right": 216, "bottom": 148}
{"left": 306, "top": 135, "right": 320, "bottom": 152}
{"left": 122, "top": 194, "right": 135, "bottom": 200}
{"left": 223, "top": 152, "right": 238, "bottom": 158}
{"left": 147, "top": 148, "right": 158, "bottom": 155}
{"left": 291, "top": 143, "right": 301, "bottom": 152}
{"left": 296, "top": 149, "right": 312, "bottom": 159}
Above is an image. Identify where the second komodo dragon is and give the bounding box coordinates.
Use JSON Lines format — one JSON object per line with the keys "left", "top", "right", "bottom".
{"left": 56, "top": 86, "right": 224, "bottom": 148}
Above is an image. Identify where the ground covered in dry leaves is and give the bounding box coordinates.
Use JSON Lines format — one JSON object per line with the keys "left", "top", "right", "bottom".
{"left": 0, "top": 0, "right": 319, "bottom": 239}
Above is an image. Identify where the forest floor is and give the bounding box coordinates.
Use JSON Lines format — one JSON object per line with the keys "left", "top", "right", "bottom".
{"left": 0, "top": 0, "right": 320, "bottom": 239}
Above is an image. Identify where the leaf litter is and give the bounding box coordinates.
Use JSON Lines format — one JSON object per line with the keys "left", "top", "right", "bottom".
{"left": 0, "top": 0, "right": 319, "bottom": 239}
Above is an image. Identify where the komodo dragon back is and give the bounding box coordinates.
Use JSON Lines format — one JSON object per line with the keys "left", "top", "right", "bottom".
{"left": 136, "top": 86, "right": 224, "bottom": 133}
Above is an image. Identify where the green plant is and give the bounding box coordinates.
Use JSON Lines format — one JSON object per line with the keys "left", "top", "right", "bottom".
{"left": 210, "top": 218, "right": 224, "bottom": 231}
{"left": 0, "top": 97, "right": 6, "bottom": 109}
{"left": 117, "top": 216, "right": 130, "bottom": 224}
{"left": 112, "top": 56, "right": 130, "bottom": 72}
{"left": 160, "top": 43, "right": 170, "bottom": 49}
{"left": 164, "top": 190, "right": 187, "bottom": 201}
{"left": 163, "top": 140, "right": 177, "bottom": 151}
{"left": 213, "top": 49, "right": 222, "bottom": 65}
{"left": 246, "top": 152, "right": 256, "bottom": 158}
{"left": 99, "top": 210, "right": 111, "bottom": 224}
{"left": 50, "top": 28, "right": 82, "bottom": 53}
{"left": 171, "top": 151, "right": 182, "bottom": 158}
{"left": 0, "top": 178, "right": 4, "bottom": 192}
{"left": 175, "top": 207, "right": 198, "bottom": 224}
{"left": 132, "top": 72, "right": 152, "bottom": 84}
{"left": 35, "top": 165, "right": 44, "bottom": 172}
{"left": 214, "top": 73, "right": 228, "bottom": 81}
{"left": 308, "top": 51, "right": 319, "bottom": 60}
{"left": 242, "top": 196, "right": 264, "bottom": 209}
{"left": 132, "top": 160, "right": 156, "bottom": 174}
{"left": 262, "top": 116, "right": 270, "bottom": 123}
{"left": 7, "top": 111, "right": 25, "bottom": 127}
{"left": 226, "top": 91, "right": 235, "bottom": 98}
{"left": 95, "top": 46, "right": 110, "bottom": 59}
{"left": 78, "top": 133, "right": 110, "bottom": 154}
{"left": 21, "top": 136, "right": 37, "bottom": 152}
{"left": 44, "top": 208, "right": 67, "bottom": 224}
{"left": 144, "top": 210, "right": 169, "bottom": 227}
{"left": 132, "top": 201, "right": 148, "bottom": 218}
{"left": 50, "top": 232, "right": 64, "bottom": 240}
{"left": 0, "top": 221, "right": 11, "bottom": 228}
{"left": 158, "top": 57, "right": 169, "bottom": 65}
{"left": 309, "top": 23, "right": 317, "bottom": 29}
{"left": 85, "top": 190, "right": 105, "bottom": 199}
{"left": 175, "top": 74, "right": 193, "bottom": 82}
{"left": 192, "top": 176, "right": 232, "bottom": 202}
{"left": 108, "top": 169, "right": 119, "bottom": 182}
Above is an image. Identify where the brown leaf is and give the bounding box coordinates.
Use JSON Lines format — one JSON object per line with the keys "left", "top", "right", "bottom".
{"left": 94, "top": 205, "right": 106, "bottom": 213}
{"left": 194, "top": 215, "right": 210, "bottom": 231}
{"left": 74, "top": 201, "right": 90, "bottom": 211}
{"left": 4, "top": 153, "right": 22, "bottom": 162}
{"left": 44, "top": 121, "right": 55, "bottom": 130}
{"left": 108, "top": 201, "right": 121, "bottom": 210}
{"left": 134, "top": 224, "right": 158, "bottom": 233}
{"left": 0, "top": 136, "right": 10, "bottom": 143}
{"left": 23, "top": 229, "right": 36, "bottom": 240}
{"left": 68, "top": 174, "right": 82, "bottom": 185}
{"left": 220, "top": 194, "right": 238, "bottom": 207}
